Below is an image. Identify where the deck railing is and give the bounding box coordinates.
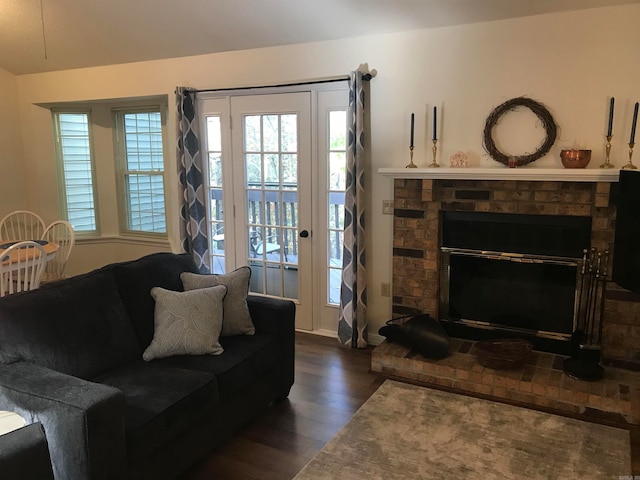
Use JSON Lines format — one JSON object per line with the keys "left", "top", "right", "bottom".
{"left": 209, "top": 184, "right": 344, "bottom": 263}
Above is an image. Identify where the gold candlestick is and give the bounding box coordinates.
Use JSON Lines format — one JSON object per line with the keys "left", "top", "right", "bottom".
{"left": 600, "top": 135, "right": 615, "bottom": 168}
{"left": 428, "top": 139, "right": 440, "bottom": 168}
{"left": 622, "top": 142, "right": 637, "bottom": 170}
{"left": 406, "top": 145, "right": 417, "bottom": 168}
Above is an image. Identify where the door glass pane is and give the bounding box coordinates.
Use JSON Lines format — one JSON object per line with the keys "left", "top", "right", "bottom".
{"left": 209, "top": 153, "right": 222, "bottom": 187}
{"left": 264, "top": 154, "right": 279, "bottom": 185}
{"left": 329, "top": 152, "right": 346, "bottom": 190}
{"left": 244, "top": 116, "right": 261, "bottom": 152}
{"left": 330, "top": 111, "right": 347, "bottom": 149}
{"left": 206, "top": 117, "right": 222, "bottom": 151}
{"left": 263, "top": 115, "right": 279, "bottom": 152}
{"left": 265, "top": 192, "right": 280, "bottom": 226}
{"left": 328, "top": 193, "right": 345, "bottom": 229}
{"left": 328, "top": 267, "right": 341, "bottom": 304}
{"left": 281, "top": 115, "right": 297, "bottom": 152}
{"left": 244, "top": 113, "right": 298, "bottom": 300}
{"left": 282, "top": 154, "right": 297, "bottom": 184}
{"left": 246, "top": 154, "right": 262, "bottom": 186}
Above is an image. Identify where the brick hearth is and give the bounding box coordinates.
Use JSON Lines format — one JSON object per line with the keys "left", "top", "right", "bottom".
{"left": 372, "top": 339, "right": 640, "bottom": 425}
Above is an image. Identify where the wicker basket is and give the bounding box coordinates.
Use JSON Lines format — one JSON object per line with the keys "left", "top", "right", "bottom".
{"left": 474, "top": 338, "right": 533, "bottom": 370}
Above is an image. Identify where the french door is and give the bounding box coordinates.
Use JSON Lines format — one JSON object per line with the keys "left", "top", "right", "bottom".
{"left": 200, "top": 86, "right": 348, "bottom": 333}
{"left": 231, "top": 93, "right": 313, "bottom": 329}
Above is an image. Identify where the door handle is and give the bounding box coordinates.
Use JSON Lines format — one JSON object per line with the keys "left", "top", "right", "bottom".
{"left": 299, "top": 230, "right": 309, "bottom": 238}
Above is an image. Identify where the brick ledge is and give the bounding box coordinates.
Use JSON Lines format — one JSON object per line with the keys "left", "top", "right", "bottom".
{"left": 371, "top": 339, "right": 640, "bottom": 425}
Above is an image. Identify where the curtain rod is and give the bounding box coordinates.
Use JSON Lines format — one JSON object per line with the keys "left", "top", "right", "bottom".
{"left": 192, "top": 73, "right": 373, "bottom": 94}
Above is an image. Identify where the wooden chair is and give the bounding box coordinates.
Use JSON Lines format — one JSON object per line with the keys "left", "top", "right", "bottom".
{"left": 41, "top": 220, "right": 75, "bottom": 282}
{"left": 0, "top": 211, "right": 46, "bottom": 242}
{"left": 0, "top": 241, "right": 48, "bottom": 297}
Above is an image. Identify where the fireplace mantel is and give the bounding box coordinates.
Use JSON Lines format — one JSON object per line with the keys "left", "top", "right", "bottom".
{"left": 378, "top": 167, "right": 620, "bottom": 183}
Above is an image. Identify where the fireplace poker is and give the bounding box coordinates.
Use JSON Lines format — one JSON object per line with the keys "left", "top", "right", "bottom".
{"left": 575, "top": 249, "right": 588, "bottom": 341}
{"left": 588, "top": 253, "right": 603, "bottom": 345}
{"left": 583, "top": 249, "right": 597, "bottom": 345}
{"left": 596, "top": 250, "right": 610, "bottom": 346}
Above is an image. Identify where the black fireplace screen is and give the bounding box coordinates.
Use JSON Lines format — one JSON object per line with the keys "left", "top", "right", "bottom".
{"left": 439, "top": 211, "right": 591, "bottom": 342}
{"left": 446, "top": 253, "right": 578, "bottom": 337}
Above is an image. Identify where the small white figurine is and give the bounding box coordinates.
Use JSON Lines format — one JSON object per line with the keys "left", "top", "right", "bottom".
{"left": 449, "top": 151, "right": 469, "bottom": 168}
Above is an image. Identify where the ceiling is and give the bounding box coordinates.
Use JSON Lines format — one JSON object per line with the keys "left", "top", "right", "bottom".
{"left": 1, "top": 0, "right": 639, "bottom": 75}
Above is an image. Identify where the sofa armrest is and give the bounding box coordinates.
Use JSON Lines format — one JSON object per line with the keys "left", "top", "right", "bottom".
{"left": 247, "top": 295, "right": 295, "bottom": 398}
{"left": 0, "top": 361, "right": 127, "bottom": 480}
{"left": 247, "top": 295, "right": 295, "bottom": 335}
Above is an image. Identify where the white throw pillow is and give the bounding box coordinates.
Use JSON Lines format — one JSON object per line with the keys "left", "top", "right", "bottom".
{"left": 142, "top": 285, "right": 227, "bottom": 361}
{"left": 181, "top": 267, "right": 255, "bottom": 336}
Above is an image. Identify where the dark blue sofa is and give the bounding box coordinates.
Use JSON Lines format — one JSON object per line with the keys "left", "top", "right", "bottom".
{"left": 0, "top": 253, "right": 295, "bottom": 480}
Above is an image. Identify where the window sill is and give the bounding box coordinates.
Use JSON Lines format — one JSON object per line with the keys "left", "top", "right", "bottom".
{"left": 75, "top": 235, "right": 171, "bottom": 248}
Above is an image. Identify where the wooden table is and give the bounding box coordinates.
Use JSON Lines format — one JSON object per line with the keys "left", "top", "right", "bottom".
{"left": 0, "top": 411, "right": 25, "bottom": 436}
{"left": 0, "top": 241, "right": 58, "bottom": 268}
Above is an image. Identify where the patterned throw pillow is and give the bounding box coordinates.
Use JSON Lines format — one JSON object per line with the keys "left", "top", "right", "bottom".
{"left": 142, "top": 285, "right": 227, "bottom": 361}
{"left": 181, "top": 267, "right": 255, "bottom": 336}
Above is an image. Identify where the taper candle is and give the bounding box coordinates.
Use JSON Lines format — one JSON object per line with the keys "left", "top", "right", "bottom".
{"left": 631, "top": 102, "right": 639, "bottom": 144}
{"left": 433, "top": 106, "right": 437, "bottom": 140}
{"left": 410, "top": 113, "right": 415, "bottom": 148}
{"left": 607, "top": 97, "right": 615, "bottom": 137}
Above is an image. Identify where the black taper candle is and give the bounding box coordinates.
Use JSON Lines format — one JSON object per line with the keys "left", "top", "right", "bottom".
{"left": 630, "top": 102, "right": 638, "bottom": 144}
{"left": 607, "top": 97, "right": 615, "bottom": 137}
{"left": 410, "top": 113, "right": 414, "bottom": 148}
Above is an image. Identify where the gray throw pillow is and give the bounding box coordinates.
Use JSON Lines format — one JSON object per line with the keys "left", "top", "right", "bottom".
{"left": 181, "top": 267, "right": 255, "bottom": 336}
{"left": 142, "top": 285, "right": 227, "bottom": 361}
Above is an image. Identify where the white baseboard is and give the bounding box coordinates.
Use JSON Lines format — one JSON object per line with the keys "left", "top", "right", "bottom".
{"left": 295, "top": 328, "right": 385, "bottom": 346}
{"left": 296, "top": 328, "right": 337, "bottom": 339}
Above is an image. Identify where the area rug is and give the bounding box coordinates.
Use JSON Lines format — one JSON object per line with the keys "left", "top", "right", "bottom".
{"left": 294, "top": 380, "right": 631, "bottom": 479}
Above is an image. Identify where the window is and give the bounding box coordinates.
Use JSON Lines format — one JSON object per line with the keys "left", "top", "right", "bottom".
{"left": 327, "top": 109, "right": 347, "bottom": 304}
{"left": 114, "top": 109, "right": 167, "bottom": 235}
{"left": 205, "top": 115, "right": 225, "bottom": 273}
{"left": 53, "top": 111, "right": 98, "bottom": 233}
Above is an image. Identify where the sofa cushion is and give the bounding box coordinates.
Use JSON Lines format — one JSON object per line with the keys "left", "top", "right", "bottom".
{"left": 155, "top": 334, "right": 280, "bottom": 401}
{"left": 181, "top": 267, "right": 255, "bottom": 336}
{"left": 111, "top": 253, "right": 199, "bottom": 349}
{"left": 143, "top": 285, "right": 226, "bottom": 361}
{"left": 0, "top": 268, "right": 140, "bottom": 379}
{"left": 92, "top": 361, "right": 219, "bottom": 462}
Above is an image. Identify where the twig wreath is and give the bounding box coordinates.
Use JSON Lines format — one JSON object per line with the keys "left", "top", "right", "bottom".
{"left": 482, "top": 97, "right": 557, "bottom": 167}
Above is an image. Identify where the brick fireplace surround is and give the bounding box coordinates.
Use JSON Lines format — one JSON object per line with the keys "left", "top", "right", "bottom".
{"left": 372, "top": 176, "right": 640, "bottom": 425}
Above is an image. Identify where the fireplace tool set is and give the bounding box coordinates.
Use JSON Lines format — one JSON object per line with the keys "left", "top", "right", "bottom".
{"left": 562, "top": 248, "right": 609, "bottom": 381}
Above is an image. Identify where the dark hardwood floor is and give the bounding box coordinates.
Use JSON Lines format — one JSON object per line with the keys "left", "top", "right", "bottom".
{"left": 180, "top": 333, "right": 383, "bottom": 480}
{"left": 180, "top": 332, "right": 639, "bottom": 479}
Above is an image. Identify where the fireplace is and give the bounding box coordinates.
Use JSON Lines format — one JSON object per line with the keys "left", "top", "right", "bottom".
{"left": 439, "top": 211, "right": 592, "bottom": 354}
{"left": 390, "top": 177, "right": 640, "bottom": 369}
{"left": 377, "top": 175, "right": 640, "bottom": 425}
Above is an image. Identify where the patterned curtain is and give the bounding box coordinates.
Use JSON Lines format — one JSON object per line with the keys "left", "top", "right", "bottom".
{"left": 176, "top": 87, "right": 210, "bottom": 273}
{"left": 338, "top": 71, "right": 367, "bottom": 348}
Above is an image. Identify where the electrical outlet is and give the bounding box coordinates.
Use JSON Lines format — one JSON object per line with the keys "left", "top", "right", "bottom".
{"left": 381, "top": 282, "right": 391, "bottom": 297}
{"left": 382, "top": 200, "right": 394, "bottom": 215}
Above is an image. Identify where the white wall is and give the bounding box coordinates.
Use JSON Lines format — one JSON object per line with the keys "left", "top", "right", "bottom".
{"left": 0, "top": 67, "right": 28, "bottom": 216}
{"left": 13, "top": 4, "right": 640, "bottom": 339}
